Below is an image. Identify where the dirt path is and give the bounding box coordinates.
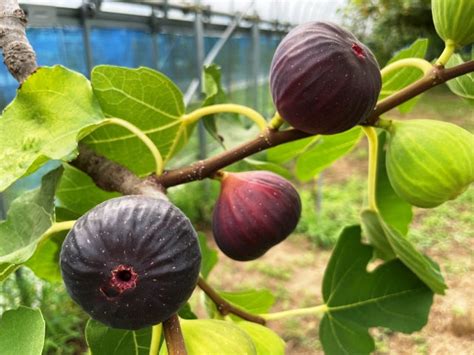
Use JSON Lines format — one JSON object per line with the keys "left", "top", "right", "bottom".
{"left": 207, "top": 233, "right": 474, "bottom": 354}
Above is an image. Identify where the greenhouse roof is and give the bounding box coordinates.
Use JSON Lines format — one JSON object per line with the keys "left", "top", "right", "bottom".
{"left": 19, "top": 0, "right": 345, "bottom": 25}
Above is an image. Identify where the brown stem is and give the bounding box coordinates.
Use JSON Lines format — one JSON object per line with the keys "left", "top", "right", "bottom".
{"left": 367, "top": 61, "right": 474, "bottom": 124}
{"left": 197, "top": 277, "right": 266, "bottom": 325}
{"left": 71, "top": 144, "right": 167, "bottom": 200}
{"left": 156, "top": 128, "right": 310, "bottom": 188}
{"left": 0, "top": 0, "right": 37, "bottom": 82}
{"left": 163, "top": 314, "right": 187, "bottom": 355}
{"left": 156, "top": 60, "right": 474, "bottom": 188}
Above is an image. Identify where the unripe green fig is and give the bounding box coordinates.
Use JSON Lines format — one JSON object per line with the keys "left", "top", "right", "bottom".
{"left": 270, "top": 21, "right": 381, "bottom": 134}
{"left": 385, "top": 119, "right": 474, "bottom": 208}
{"left": 432, "top": 0, "right": 474, "bottom": 47}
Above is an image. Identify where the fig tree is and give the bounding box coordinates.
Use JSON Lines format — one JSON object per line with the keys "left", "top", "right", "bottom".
{"left": 212, "top": 171, "right": 301, "bottom": 261}
{"left": 270, "top": 21, "right": 382, "bottom": 135}
{"left": 385, "top": 119, "right": 474, "bottom": 208}
{"left": 60, "top": 196, "right": 201, "bottom": 330}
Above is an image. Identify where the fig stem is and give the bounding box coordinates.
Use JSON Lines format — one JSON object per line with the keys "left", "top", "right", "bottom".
{"left": 197, "top": 277, "right": 266, "bottom": 325}
{"left": 380, "top": 58, "right": 433, "bottom": 78}
{"left": 100, "top": 118, "right": 164, "bottom": 176}
{"left": 436, "top": 40, "right": 456, "bottom": 67}
{"left": 210, "top": 170, "right": 228, "bottom": 181}
{"left": 182, "top": 103, "right": 267, "bottom": 132}
{"left": 149, "top": 324, "right": 163, "bottom": 355}
{"left": 39, "top": 220, "right": 76, "bottom": 245}
{"left": 260, "top": 304, "right": 328, "bottom": 321}
{"left": 375, "top": 118, "right": 392, "bottom": 131}
{"left": 267, "top": 112, "right": 285, "bottom": 131}
{"left": 362, "top": 127, "right": 379, "bottom": 212}
{"left": 163, "top": 314, "right": 187, "bottom": 355}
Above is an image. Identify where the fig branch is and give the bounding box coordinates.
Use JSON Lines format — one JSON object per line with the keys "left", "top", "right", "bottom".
{"left": 0, "top": 0, "right": 37, "bottom": 82}
{"left": 197, "top": 277, "right": 266, "bottom": 325}
{"left": 155, "top": 58, "right": 474, "bottom": 189}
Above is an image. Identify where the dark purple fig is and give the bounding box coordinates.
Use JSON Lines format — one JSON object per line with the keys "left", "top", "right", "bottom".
{"left": 60, "top": 196, "right": 201, "bottom": 330}
{"left": 270, "top": 21, "right": 382, "bottom": 135}
{"left": 212, "top": 171, "right": 301, "bottom": 261}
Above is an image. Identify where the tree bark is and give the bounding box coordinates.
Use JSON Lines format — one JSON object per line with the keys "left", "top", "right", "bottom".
{"left": 0, "top": 0, "right": 37, "bottom": 83}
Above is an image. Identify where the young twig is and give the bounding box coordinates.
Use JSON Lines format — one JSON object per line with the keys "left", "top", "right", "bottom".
{"left": 197, "top": 277, "right": 266, "bottom": 325}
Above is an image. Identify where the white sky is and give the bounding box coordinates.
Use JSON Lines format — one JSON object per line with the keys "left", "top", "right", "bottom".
{"left": 19, "top": 0, "right": 346, "bottom": 24}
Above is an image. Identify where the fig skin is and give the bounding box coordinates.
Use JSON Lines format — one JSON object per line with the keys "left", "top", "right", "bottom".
{"left": 385, "top": 119, "right": 474, "bottom": 208}
{"left": 212, "top": 171, "right": 301, "bottom": 261}
{"left": 60, "top": 196, "right": 201, "bottom": 330}
{"left": 270, "top": 21, "right": 382, "bottom": 135}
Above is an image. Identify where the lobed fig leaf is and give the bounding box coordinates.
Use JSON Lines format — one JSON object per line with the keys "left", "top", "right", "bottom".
{"left": 270, "top": 22, "right": 381, "bottom": 135}
{"left": 212, "top": 171, "right": 301, "bottom": 261}
{"left": 385, "top": 119, "right": 474, "bottom": 208}
{"left": 60, "top": 196, "right": 201, "bottom": 330}
{"left": 320, "top": 226, "right": 434, "bottom": 355}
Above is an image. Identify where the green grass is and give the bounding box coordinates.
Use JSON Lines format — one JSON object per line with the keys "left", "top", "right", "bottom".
{"left": 296, "top": 177, "right": 366, "bottom": 247}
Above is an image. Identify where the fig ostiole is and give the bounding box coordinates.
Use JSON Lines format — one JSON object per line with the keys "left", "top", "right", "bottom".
{"left": 60, "top": 196, "right": 201, "bottom": 330}
{"left": 212, "top": 171, "right": 301, "bottom": 261}
{"left": 270, "top": 21, "right": 382, "bottom": 135}
{"left": 385, "top": 119, "right": 474, "bottom": 208}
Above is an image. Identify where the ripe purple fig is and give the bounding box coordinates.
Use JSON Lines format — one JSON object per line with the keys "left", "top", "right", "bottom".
{"left": 212, "top": 171, "right": 301, "bottom": 261}
{"left": 270, "top": 21, "right": 382, "bottom": 135}
{"left": 60, "top": 196, "right": 201, "bottom": 330}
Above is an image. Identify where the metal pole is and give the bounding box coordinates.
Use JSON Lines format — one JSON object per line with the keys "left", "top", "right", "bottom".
{"left": 81, "top": 1, "right": 95, "bottom": 74}
{"left": 251, "top": 15, "right": 260, "bottom": 111}
{"left": 150, "top": 8, "right": 160, "bottom": 70}
{"left": 194, "top": 3, "right": 207, "bottom": 161}
{"left": 183, "top": 2, "right": 254, "bottom": 105}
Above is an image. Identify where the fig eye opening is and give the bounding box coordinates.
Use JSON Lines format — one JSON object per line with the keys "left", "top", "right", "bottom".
{"left": 117, "top": 269, "right": 132, "bottom": 282}
{"left": 351, "top": 43, "right": 366, "bottom": 58}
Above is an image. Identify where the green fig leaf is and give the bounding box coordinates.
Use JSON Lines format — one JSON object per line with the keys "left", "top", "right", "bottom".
{"left": 380, "top": 39, "right": 428, "bottom": 113}
{"left": 267, "top": 136, "right": 319, "bottom": 164}
{"left": 320, "top": 225, "right": 434, "bottom": 355}
{"left": 361, "top": 210, "right": 447, "bottom": 294}
{"left": 0, "top": 306, "right": 45, "bottom": 355}
{"left": 86, "top": 65, "right": 193, "bottom": 176}
{"left": 237, "top": 321, "right": 285, "bottom": 355}
{"left": 375, "top": 131, "right": 412, "bottom": 235}
{"left": 25, "top": 231, "right": 67, "bottom": 283}
{"left": 296, "top": 127, "right": 362, "bottom": 181}
{"left": 160, "top": 319, "right": 256, "bottom": 355}
{"left": 85, "top": 319, "right": 152, "bottom": 355}
{"left": 198, "top": 233, "right": 218, "bottom": 280}
{"left": 204, "top": 288, "right": 275, "bottom": 321}
{"left": 0, "top": 66, "right": 105, "bottom": 192}
{"left": 360, "top": 209, "right": 396, "bottom": 261}
{"left": 218, "top": 289, "right": 276, "bottom": 315}
{"left": 0, "top": 167, "right": 63, "bottom": 280}
{"left": 201, "top": 64, "right": 233, "bottom": 148}
{"left": 56, "top": 163, "right": 120, "bottom": 215}
{"left": 178, "top": 303, "right": 198, "bottom": 320}
{"left": 446, "top": 54, "right": 474, "bottom": 103}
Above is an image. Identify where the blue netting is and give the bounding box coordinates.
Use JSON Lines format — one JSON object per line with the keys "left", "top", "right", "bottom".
{"left": 0, "top": 26, "right": 281, "bottom": 111}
